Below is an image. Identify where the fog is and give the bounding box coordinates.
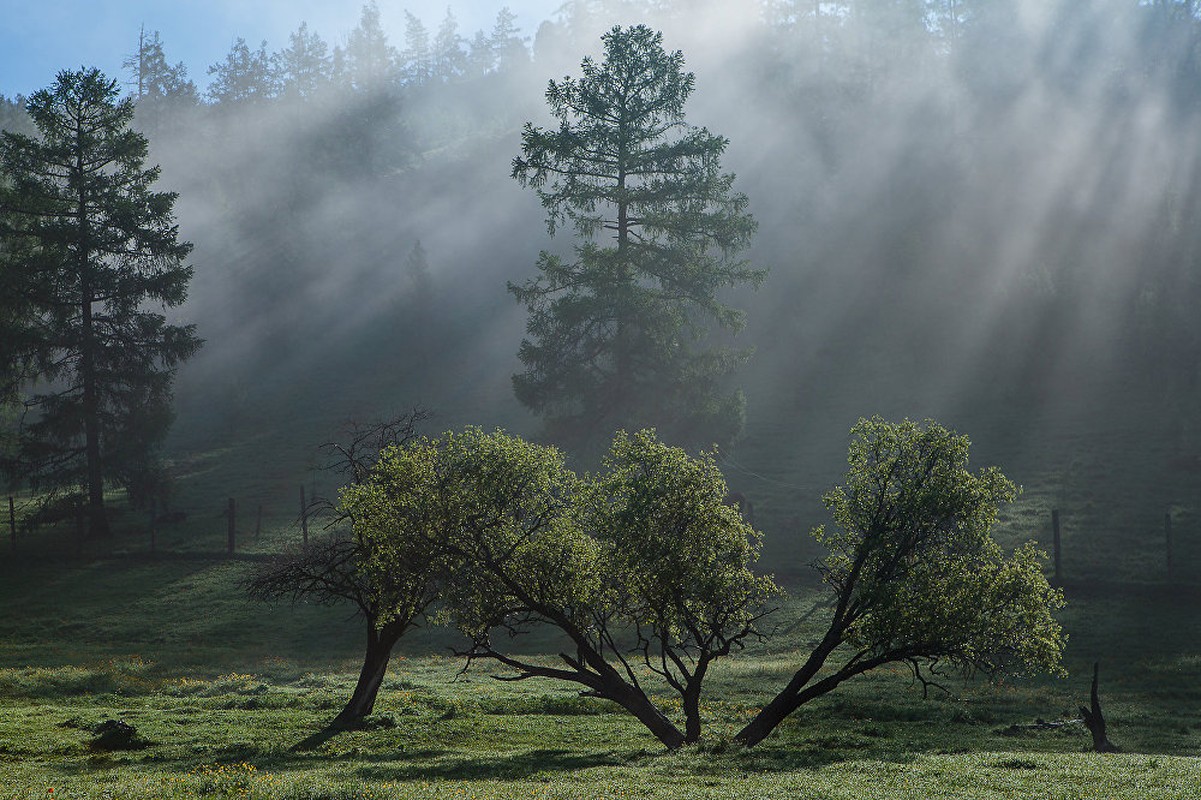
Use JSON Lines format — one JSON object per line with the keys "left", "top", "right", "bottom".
{"left": 10, "top": 0, "right": 1200, "bottom": 579}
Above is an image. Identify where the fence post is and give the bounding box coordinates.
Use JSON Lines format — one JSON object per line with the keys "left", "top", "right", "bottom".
{"left": 300, "top": 485, "right": 309, "bottom": 546}
{"left": 8, "top": 496, "right": 15, "bottom": 553}
{"left": 1165, "top": 511, "right": 1174, "bottom": 584}
{"left": 255, "top": 504, "right": 263, "bottom": 539}
{"left": 149, "top": 498, "right": 157, "bottom": 556}
{"left": 75, "top": 502, "right": 84, "bottom": 557}
{"left": 1051, "top": 509, "right": 1062, "bottom": 585}
{"left": 227, "top": 498, "right": 236, "bottom": 556}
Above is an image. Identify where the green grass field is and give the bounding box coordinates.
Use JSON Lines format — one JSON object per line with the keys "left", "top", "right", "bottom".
{"left": 2, "top": 537, "right": 1200, "bottom": 799}
{"left": 3, "top": 375, "right": 1201, "bottom": 798}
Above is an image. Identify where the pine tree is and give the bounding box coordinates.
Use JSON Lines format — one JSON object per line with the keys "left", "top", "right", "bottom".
{"left": 0, "top": 69, "right": 200, "bottom": 535}
{"left": 123, "top": 27, "right": 197, "bottom": 104}
{"left": 510, "top": 25, "right": 763, "bottom": 450}
{"left": 275, "top": 22, "right": 332, "bottom": 102}
{"left": 401, "top": 11, "right": 432, "bottom": 84}
{"left": 345, "top": 2, "right": 398, "bottom": 91}
{"left": 433, "top": 8, "right": 467, "bottom": 81}
{"left": 207, "top": 38, "right": 277, "bottom": 104}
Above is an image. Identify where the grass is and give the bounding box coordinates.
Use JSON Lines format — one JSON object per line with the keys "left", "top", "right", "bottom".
{"left": 4, "top": 345, "right": 1201, "bottom": 797}
{"left": 2, "top": 534, "right": 1200, "bottom": 799}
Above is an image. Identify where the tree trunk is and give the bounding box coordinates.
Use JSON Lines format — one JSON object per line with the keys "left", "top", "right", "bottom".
{"left": 683, "top": 684, "right": 703, "bottom": 744}
{"left": 1080, "top": 662, "right": 1119, "bottom": 753}
{"left": 602, "top": 675, "right": 686, "bottom": 750}
{"left": 327, "top": 619, "right": 405, "bottom": 730}
{"left": 77, "top": 147, "right": 108, "bottom": 539}
{"left": 733, "top": 684, "right": 802, "bottom": 747}
{"left": 733, "top": 633, "right": 846, "bottom": 747}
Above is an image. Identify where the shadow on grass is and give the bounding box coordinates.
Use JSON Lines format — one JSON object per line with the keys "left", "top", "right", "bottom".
{"left": 355, "top": 748, "right": 629, "bottom": 781}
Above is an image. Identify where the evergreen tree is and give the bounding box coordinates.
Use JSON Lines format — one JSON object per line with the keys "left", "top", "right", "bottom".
{"left": 123, "top": 27, "right": 198, "bottom": 104}
{"left": 275, "top": 21, "right": 332, "bottom": 102}
{"left": 207, "top": 37, "right": 277, "bottom": 104}
{"left": 401, "top": 11, "right": 432, "bottom": 84}
{"left": 510, "top": 25, "right": 763, "bottom": 450}
{"left": 345, "top": 2, "right": 398, "bottom": 91}
{"left": 490, "top": 7, "right": 529, "bottom": 71}
{"left": 122, "top": 27, "right": 198, "bottom": 133}
{"left": 0, "top": 69, "right": 200, "bottom": 535}
{"left": 465, "top": 29, "right": 495, "bottom": 76}
{"left": 432, "top": 8, "right": 467, "bottom": 81}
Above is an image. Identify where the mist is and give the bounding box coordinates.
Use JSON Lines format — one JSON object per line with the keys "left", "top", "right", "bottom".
{"left": 9, "top": 0, "right": 1199, "bottom": 580}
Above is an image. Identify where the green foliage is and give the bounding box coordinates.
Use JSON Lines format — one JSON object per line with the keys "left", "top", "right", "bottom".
{"left": 736, "top": 417, "right": 1066, "bottom": 746}
{"left": 820, "top": 416, "right": 1066, "bottom": 679}
{"left": 588, "top": 429, "right": 781, "bottom": 740}
{"left": 510, "top": 25, "right": 764, "bottom": 451}
{"left": 344, "top": 426, "right": 778, "bottom": 747}
{"left": 0, "top": 68, "right": 200, "bottom": 527}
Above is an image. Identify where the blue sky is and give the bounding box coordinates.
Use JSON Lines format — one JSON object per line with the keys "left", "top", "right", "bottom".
{"left": 0, "top": 1, "right": 562, "bottom": 98}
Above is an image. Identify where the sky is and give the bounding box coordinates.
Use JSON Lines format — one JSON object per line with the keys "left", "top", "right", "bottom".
{"left": 0, "top": 0, "right": 563, "bottom": 99}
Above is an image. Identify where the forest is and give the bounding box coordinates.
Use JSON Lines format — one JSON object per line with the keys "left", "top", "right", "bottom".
{"left": 2, "top": 1, "right": 1201, "bottom": 798}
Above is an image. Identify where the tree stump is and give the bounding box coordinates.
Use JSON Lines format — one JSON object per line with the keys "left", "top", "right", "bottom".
{"left": 1079, "top": 662, "right": 1119, "bottom": 753}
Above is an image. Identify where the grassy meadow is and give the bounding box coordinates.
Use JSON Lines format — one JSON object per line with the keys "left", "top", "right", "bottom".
{"left": 3, "top": 379, "right": 1201, "bottom": 798}
{"left": 2, "top": 530, "right": 1200, "bottom": 798}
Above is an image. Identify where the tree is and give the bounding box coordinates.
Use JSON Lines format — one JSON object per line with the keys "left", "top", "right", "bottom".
{"left": 489, "top": 7, "right": 529, "bottom": 71}
{"left": 207, "top": 38, "right": 277, "bottom": 105}
{"left": 734, "top": 417, "right": 1066, "bottom": 747}
{"left": 432, "top": 8, "right": 467, "bottom": 82}
{"left": 123, "top": 27, "right": 197, "bottom": 103}
{"left": 275, "top": 22, "right": 332, "bottom": 102}
{"left": 123, "top": 27, "right": 198, "bottom": 121}
{"left": 510, "top": 25, "right": 764, "bottom": 451}
{"left": 350, "top": 426, "right": 775, "bottom": 749}
{"left": 401, "top": 11, "right": 432, "bottom": 85}
{"left": 122, "top": 28, "right": 198, "bottom": 133}
{"left": 344, "top": 2, "right": 399, "bottom": 92}
{"left": 248, "top": 410, "right": 436, "bottom": 734}
{"left": 584, "top": 429, "right": 779, "bottom": 742}
{"left": 0, "top": 69, "right": 200, "bottom": 535}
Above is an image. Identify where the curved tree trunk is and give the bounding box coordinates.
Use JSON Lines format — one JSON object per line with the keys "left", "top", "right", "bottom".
{"left": 734, "top": 688, "right": 801, "bottom": 747}
{"left": 602, "top": 676, "right": 686, "bottom": 750}
{"left": 327, "top": 618, "right": 406, "bottom": 730}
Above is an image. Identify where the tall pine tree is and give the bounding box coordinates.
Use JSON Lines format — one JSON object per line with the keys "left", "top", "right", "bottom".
{"left": 0, "top": 69, "right": 200, "bottom": 535}
{"left": 510, "top": 25, "right": 763, "bottom": 450}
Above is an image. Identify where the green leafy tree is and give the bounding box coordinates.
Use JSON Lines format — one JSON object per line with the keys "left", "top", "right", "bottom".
{"left": 248, "top": 410, "right": 436, "bottom": 735}
{"left": 0, "top": 69, "right": 200, "bottom": 535}
{"left": 734, "top": 417, "right": 1067, "bottom": 747}
{"left": 349, "top": 426, "right": 775, "bottom": 749}
{"left": 510, "top": 25, "right": 764, "bottom": 451}
{"left": 586, "top": 429, "right": 779, "bottom": 742}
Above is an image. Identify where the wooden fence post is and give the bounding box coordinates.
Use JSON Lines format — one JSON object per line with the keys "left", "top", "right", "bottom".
{"left": 1165, "top": 511, "right": 1174, "bottom": 584}
{"left": 149, "top": 498, "right": 157, "bottom": 555}
{"left": 8, "top": 496, "right": 15, "bottom": 553}
{"left": 1051, "top": 509, "right": 1062, "bottom": 585}
{"left": 227, "top": 498, "right": 236, "bottom": 556}
{"left": 75, "top": 503, "right": 84, "bottom": 557}
{"left": 300, "top": 485, "right": 308, "bottom": 546}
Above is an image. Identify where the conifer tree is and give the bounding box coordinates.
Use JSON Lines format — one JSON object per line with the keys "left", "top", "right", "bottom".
{"left": 0, "top": 69, "right": 200, "bottom": 535}
{"left": 510, "top": 25, "right": 763, "bottom": 450}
